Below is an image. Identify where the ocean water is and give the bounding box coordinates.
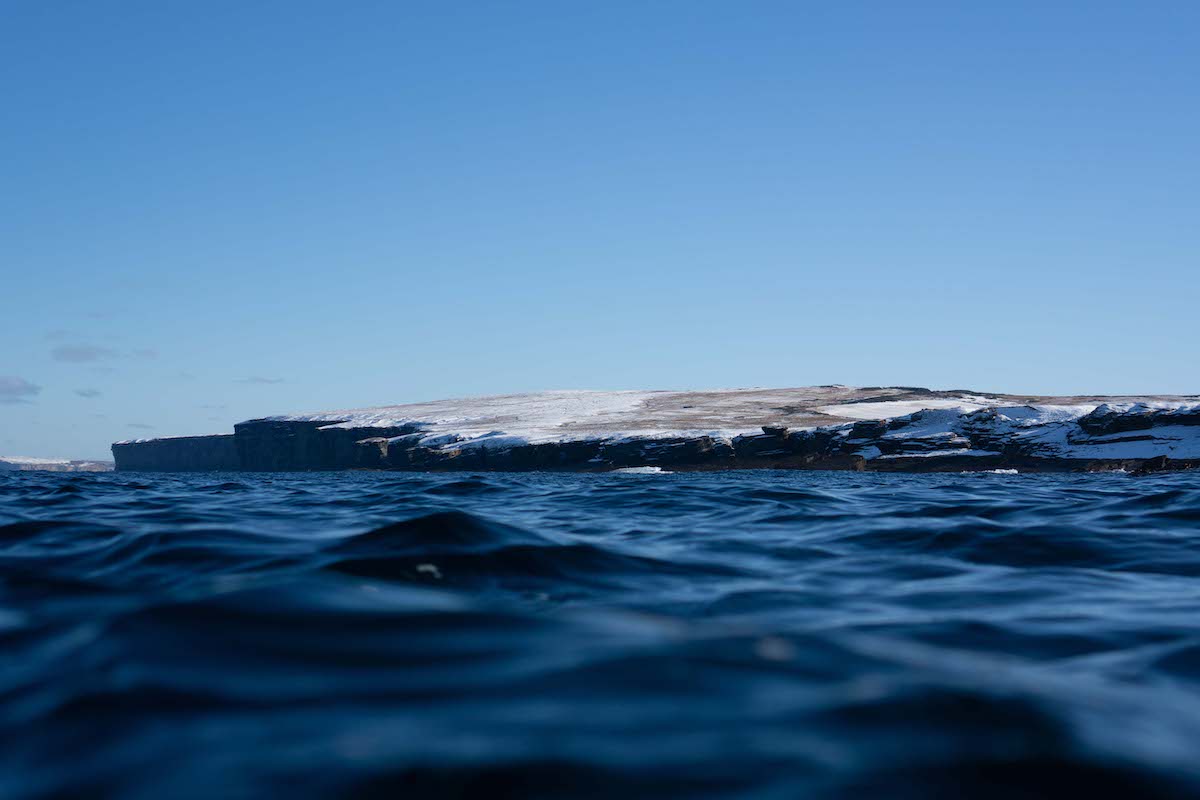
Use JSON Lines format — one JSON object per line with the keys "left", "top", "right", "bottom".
{"left": 3, "top": 470, "right": 1200, "bottom": 799}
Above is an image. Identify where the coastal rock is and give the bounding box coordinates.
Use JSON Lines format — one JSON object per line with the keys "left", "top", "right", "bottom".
{"left": 1079, "top": 403, "right": 1200, "bottom": 436}
{"left": 233, "top": 420, "right": 419, "bottom": 471}
{"left": 111, "top": 387, "right": 1200, "bottom": 474}
{"left": 732, "top": 430, "right": 790, "bottom": 460}
{"left": 111, "top": 435, "right": 238, "bottom": 472}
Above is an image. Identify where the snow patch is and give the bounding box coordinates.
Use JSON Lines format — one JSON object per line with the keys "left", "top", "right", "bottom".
{"left": 817, "top": 396, "right": 1003, "bottom": 420}
{"left": 875, "top": 449, "right": 999, "bottom": 459}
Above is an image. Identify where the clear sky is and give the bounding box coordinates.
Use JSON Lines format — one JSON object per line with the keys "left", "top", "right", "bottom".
{"left": 2, "top": 1, "right": 1197, "bottom": 459}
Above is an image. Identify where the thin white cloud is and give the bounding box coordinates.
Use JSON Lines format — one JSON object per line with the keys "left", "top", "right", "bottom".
{"left": 49, "top": 339, "right": 162, "bottom": 364}
{"left": 52, "top": 344, "right": 118, "bottom": 363}
{"left": 0, "top": 376, "right": 42, "bottom": 404}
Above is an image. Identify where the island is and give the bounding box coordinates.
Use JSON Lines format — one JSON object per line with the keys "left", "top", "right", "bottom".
{"left": 111, "top": 386, "right": 1200, "bottom": 474}
{"left": 0, "top": 457, "right": 113, "bottom": 473}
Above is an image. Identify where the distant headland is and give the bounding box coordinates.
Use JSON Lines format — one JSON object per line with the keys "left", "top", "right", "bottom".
{"left": 110, "top": 387, "right": 1200, "bottom": 475}
{"left": 1, "top": 456, "right": 113, "bottom": 473}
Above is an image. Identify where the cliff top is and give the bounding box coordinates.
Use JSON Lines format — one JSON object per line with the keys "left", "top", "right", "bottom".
{"left": 248, "top": 385, "right": 1199, "bottom": 444}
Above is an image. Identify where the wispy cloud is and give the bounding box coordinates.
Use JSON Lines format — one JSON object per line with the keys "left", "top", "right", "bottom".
{"left": 236, "top": 376, "right": 285, "bottom": 385}
{"left": 0, "top": 376, "right": 42, "bottom": 404}
{"left": 52, "top": 344, "right": 118, "bottom": 363}
{"left": 49, "top": 338, "right": 161, "bottom": 364}
{"left": 74, "top": 388, "right": 102, "bottom": 399}
{"left": 127, "top": 423, "right": 155, "bottom": 430}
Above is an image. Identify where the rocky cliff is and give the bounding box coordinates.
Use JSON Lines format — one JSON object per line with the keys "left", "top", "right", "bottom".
{"left": 111, "top": 387, "right": 1200, "bottom": 474}
{"left": 111, "top": 435, "right": 239, "bottom": 472}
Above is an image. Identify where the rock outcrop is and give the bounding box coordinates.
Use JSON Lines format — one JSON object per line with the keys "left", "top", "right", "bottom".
{"left": 111, "top": 435, "right": 239, "bottom": 472}
{"left": 111, "top": 388, "right": 1200, "bottom": 474}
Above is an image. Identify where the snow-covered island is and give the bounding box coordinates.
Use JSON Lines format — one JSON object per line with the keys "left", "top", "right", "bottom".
{"left": 0, "top": 456, "right": 113, "bottom": 473}
{"left": 111, "top": 387, "right": 1200, "bottom": 474}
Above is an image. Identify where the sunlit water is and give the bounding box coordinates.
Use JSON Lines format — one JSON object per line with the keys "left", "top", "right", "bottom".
{"left": 4, "top": 469, "right": 1200, "bottom": 798}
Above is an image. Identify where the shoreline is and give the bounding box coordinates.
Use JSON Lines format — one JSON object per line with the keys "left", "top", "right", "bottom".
{"left": 110, "top": 387, "right": 1200, "bottom": 476}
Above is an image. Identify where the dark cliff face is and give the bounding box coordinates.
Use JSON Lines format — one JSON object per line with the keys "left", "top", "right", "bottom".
{"left": 111, "top": 435, "right": 240, "bottom": 472}
{"left": 231, "top": 419, "right": 430, "bottom": 471}
{"left": 112, "top": 407, "right": 1200, "bottom": 475}
{"left": 1078, "top": 405, "right": 1200, "bottom": 435}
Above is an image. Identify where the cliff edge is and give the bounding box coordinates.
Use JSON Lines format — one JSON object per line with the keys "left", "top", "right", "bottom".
{"left": 111, "top": 387, "right": 1200, "bottom": 474}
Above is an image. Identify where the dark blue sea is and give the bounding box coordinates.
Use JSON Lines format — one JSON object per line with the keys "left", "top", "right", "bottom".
{"left": 4, "top": 470, "right": 1200, "bottom": 799}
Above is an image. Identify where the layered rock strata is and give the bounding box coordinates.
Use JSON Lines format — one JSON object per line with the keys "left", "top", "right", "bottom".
{"left": 111, "top": 435, "right": 239, "bottom": 472}
{"left": 111, "top": 388, "right": 1200, "bottom": 474}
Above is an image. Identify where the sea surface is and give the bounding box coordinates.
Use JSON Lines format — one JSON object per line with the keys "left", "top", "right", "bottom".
{"left": 3, "top": 469, "right": 1200, "bottom": 798}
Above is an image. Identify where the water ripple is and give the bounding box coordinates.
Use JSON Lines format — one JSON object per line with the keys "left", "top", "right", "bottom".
{"left": 2, "top": 469, "right": 1200, "bottom": 798}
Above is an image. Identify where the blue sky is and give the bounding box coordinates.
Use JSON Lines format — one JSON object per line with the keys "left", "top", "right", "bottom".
{"left": 2, "top": 1, "right": 1197, "bottom": 459}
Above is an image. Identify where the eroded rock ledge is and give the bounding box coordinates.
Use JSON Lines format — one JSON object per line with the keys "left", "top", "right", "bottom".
{"left": 111, "top": 388, "right": 1200, "bottom": 474}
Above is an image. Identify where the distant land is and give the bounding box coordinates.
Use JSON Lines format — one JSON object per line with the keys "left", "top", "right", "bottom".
{"left": 1, "top": 456, "right": 113, "bottom": 473}
{"left": 110, "top": 387, "right": 1200, "bottom": 474}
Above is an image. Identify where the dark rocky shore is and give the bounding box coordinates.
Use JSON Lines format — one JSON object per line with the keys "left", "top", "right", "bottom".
{"left": 112, "top": 388, "right": 1200, "bottom": 474}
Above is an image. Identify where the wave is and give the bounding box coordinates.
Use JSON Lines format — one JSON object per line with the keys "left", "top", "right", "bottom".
{"left": 4, "top": 470, "right": 1200, "bottom": 797}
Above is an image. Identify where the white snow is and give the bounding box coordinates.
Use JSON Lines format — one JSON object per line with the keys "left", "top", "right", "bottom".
{"left": 265, "top": 390, "right": 666, "bottom": 446}
{"left": 1064, "top": 426, "right": 1200, "bottom": 459}
{"left": 976, "top": 406, "right": 1200, "bottom": 460}
{"left": 816, "top": 396, "right": 1004, "bottom": 420}
{"left": 227, "top": 388, "right": 1200, "bottom": 463}
{"left": 0, "top": 456, "right": 112, "bottom": 472}
{"left": 260, "top": 389, "right": 837, "bottom": 450}
{"left": 848, "top": 402, "right": 1200, "bottom": 461}
{"left": 875, "top": 449, "right": 999, "bottom": 459}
